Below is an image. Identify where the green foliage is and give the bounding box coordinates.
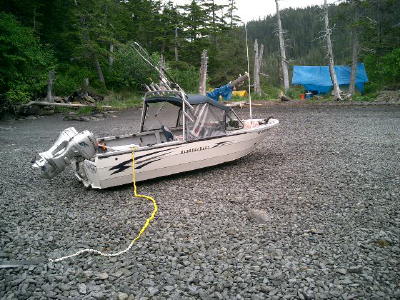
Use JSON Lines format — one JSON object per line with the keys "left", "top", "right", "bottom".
{"left": 54, "top": 64, "right": 93, "bottom": 96}
{"left": 76, "top": 106, "right": 96, "bottom": 115}
{"left": 351, "top": 92, "right": 378, "bottom": 102}
{"left": 0, "top": 12, "right": 55, "bottom": 104}
{"left": 260, "top": 84, "right": 281, "bottom": 99}
{"left": 364, "top": 48, "right": 400, "bottom": 90}
{"left": 106, "top": 44, "right": 160, "bottom": 91}
{"left": 286, "top": 86, "right": 304, "bottom": 99}
{"left": 104, "top": 91, "right": 142, "bottom": 109}
{"left": 167, "top": 61, "right": 199, "bottom": 92}
{"left": 1, "top": 0, "right": 399, "bottom": 110}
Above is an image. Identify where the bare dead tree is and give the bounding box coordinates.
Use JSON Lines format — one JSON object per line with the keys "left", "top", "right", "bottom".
{"left": 83, "top": 78, "right": 90, "bottom": 97}
{"left": 94, "top": 57, "right": 105, "bottom": 85}
{"left": 275, "top": 0, "right": 289, "bottom": 92}
{"left": 324, "top": 0, "right": 342, "bottom": 100}
{"left": 109, "top": 43, "right": 114, "bottom": 68}
{"left": 253, "top": 39, "right": 260, "bottom": 95}
{"left": 349, "top": 1, "right": 359, "bottom": 96}
{"left": 253, "top": 40, "right": 264, "bottom": 96}
{"left": 174, "top": 27, "right": 179, "bottom": 62}
{"left": 259, "top": 44, "right": 264, "bottom": 79}
{"left": 199, "top": 50, "right": 208, "bottom": 95}
{"left": 46, "top": 70, "right": 55, "bottom": 102}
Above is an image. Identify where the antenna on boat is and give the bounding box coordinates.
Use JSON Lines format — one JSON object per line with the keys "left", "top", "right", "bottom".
{"left": 131, "top": 42, "right": 179, "bottom": 89}
{"left": 244, "top": 22, "right": 253, "bottom": 119}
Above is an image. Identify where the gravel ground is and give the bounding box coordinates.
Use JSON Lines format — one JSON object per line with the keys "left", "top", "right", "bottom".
{"left": 0, "top": 104, "right": 399, "bottom": 299}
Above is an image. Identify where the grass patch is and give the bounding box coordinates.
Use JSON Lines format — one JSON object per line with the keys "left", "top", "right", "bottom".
{"left": 103, "top": 91, "right": 143, "bottom": 109}
{"left": 77, "top": 106, "right": 96, "bottom": 115}
{"left": 351, "top": 92, "right": 378, "bottom": 102}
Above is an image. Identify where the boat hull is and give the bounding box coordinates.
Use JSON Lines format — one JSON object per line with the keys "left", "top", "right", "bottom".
{"left": 79, "top": 119, "right": 279, "bottom": 189}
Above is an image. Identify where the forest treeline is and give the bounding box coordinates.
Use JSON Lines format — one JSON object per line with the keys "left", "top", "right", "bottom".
{"left": 0, "top": 0, "right": 399, "bottom": 113}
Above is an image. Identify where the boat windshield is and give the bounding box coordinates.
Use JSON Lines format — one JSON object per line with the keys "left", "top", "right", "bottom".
{"left": 142, "top": 101, "right": 181, "bottom": 131}
{"left": 186, "top": 103, "right": 226, "bottom": 140}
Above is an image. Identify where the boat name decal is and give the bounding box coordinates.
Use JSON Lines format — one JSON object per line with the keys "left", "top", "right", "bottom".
{"left": 181, "top": 146, "right": 210, "bottom": 154}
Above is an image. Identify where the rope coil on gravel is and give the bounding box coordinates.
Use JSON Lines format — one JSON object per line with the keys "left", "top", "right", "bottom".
{"left": 49, "top": 148, "right": 158, "bottom": 263}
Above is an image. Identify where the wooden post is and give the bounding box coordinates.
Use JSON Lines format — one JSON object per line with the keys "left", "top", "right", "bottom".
{"left": 324, "top": 0, "right": 342, "bottom": 100}
{"left": 199, "top": 50, "right": 208, "bottom": 96}
{"left": 275, "top": 0, "right": 289, "bottom": 92}
{"left": 47, "top": 70, "right": 55, "bottom": 103}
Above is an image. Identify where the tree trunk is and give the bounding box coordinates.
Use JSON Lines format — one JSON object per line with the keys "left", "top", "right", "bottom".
{"left": 83, "top": 78, "right": 89, "bottom": 97}
{"left": 33, "top": 7, "right": 37, "bottom": 31}
{"left": 174, "top": 27, "right": 179, "bottom": 61}
{"left": 324, "top": 0, "right": 342, "bottom": 100}
{"left": 199, "top": 50, "right": 208, "bottom": 95}
{"left": 349, "top": 32, "right": 359, "bottom": 96}
{"left": 349, "top": 1, "right": 359, "bottom": 96}
{"left": 258, "top": 43, "right": 264, "bottom": 74}
{"left": 47, "top": 70, "right": 55, "bottom": 103}
{"left": 258, "top": 43, "right": 264, "bottom": 94}
{"left": 94, "top": 57, "right": 105, "bottom": 86}
{"left": 275, "top": 0, "right": 289, "bottom": 92}
{"left": 253, "top": 39, "right": 260, "bottom": 95}
{"left": 109, "top": 43, "right": 114, "bottom": 68}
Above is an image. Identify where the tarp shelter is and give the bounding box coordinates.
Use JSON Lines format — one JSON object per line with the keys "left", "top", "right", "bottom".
{"left": 292, "top": 64, "right": 368, "bottom": 94}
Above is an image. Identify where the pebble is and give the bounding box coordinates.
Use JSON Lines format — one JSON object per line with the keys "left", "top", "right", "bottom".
{"left": 96, "top": 272, "right": 109, "bottom": 280}
{"left": 78, "top": 283, "right": 87, "bottom": 294}
{"left": 148, "top": 287, "right": 159, "bottom": 296}
{"left": 118, "top": 292, "right": 129, "bottom": 300}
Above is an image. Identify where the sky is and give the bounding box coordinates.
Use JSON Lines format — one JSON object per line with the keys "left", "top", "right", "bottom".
{"left": 172, "top": 0, "right": 340, "bottom": 22}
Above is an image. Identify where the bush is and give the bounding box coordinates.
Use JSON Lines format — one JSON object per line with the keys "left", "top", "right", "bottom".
{"left": 167, "top": 61, "right": 199, "bottom": 92}
{"left": 364, "top": 48, "right": 400, "bottom": 90}
{"left": 54, "top": 64, "right": 93, "bottom": 96}
{"left": 286, "top": 86, "right": 304, "bottom": 99}
{"left": 0, "top": 12, "right": 56, "bottom": 105}
{"left": 105, "top": 43, "right": 159, "bottom": 91}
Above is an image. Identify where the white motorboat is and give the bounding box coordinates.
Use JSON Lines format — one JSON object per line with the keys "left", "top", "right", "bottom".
{"left": 32, "top": 44, "right": 279, "bottom": 189}
{"left": 32, "top": 90, "right": 278, "bottom": 189}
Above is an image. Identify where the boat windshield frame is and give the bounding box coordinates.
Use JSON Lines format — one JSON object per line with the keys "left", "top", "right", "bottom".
{"left": 141, "top": 90, "right": 243, "bottom": 141}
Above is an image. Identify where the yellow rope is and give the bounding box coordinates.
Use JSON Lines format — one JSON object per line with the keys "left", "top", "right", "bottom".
{"left": 49, "top": 148, "right": 158, "bottom": 262}
{"left": 129, "top": 148, "right": 158, "bottom": 243}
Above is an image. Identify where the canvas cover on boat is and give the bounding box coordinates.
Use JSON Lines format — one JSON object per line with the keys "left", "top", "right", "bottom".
{"left": 145, "top": 94, "right": 231, "bottom": 111}
{"left": 292, "top": 63, "right": 368, "bottom": 94}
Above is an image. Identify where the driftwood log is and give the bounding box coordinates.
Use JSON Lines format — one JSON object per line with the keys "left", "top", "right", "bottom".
{"left": 21, "top": 101, "right": 112, "bottom": 109}
{"left": 230, "top": 73, "right": 249, "bottom": 88}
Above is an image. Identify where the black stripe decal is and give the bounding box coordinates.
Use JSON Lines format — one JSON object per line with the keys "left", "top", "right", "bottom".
{"left": 135, "top": 147, "right": 179, "bottom": 161}
{"left": 136, "top": 151, "right": 172, "bottom": 165}
{"left": 136, "top": 158, "right": 162, "bottom": 170}
{"left": 109, "top": 149, "right": 176, "bottom": 175}
{"left": 109, "top": 159, "right": 131, "bottom": 175}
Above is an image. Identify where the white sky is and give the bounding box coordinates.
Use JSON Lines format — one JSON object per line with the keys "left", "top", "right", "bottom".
{"left": 172, "top": 0, "right": 340, "bottom": 22}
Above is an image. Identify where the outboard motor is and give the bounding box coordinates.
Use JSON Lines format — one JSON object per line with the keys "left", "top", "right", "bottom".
{"left": 32, "top": 127, "right": 96, "bottom": 178}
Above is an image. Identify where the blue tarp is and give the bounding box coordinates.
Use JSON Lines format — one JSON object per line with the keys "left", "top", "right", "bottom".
{"left": 206, "top": 84, "right": 233, "bottom": 101}
{"left": 292, "top": 64, "right": 368, "bottom": 94}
